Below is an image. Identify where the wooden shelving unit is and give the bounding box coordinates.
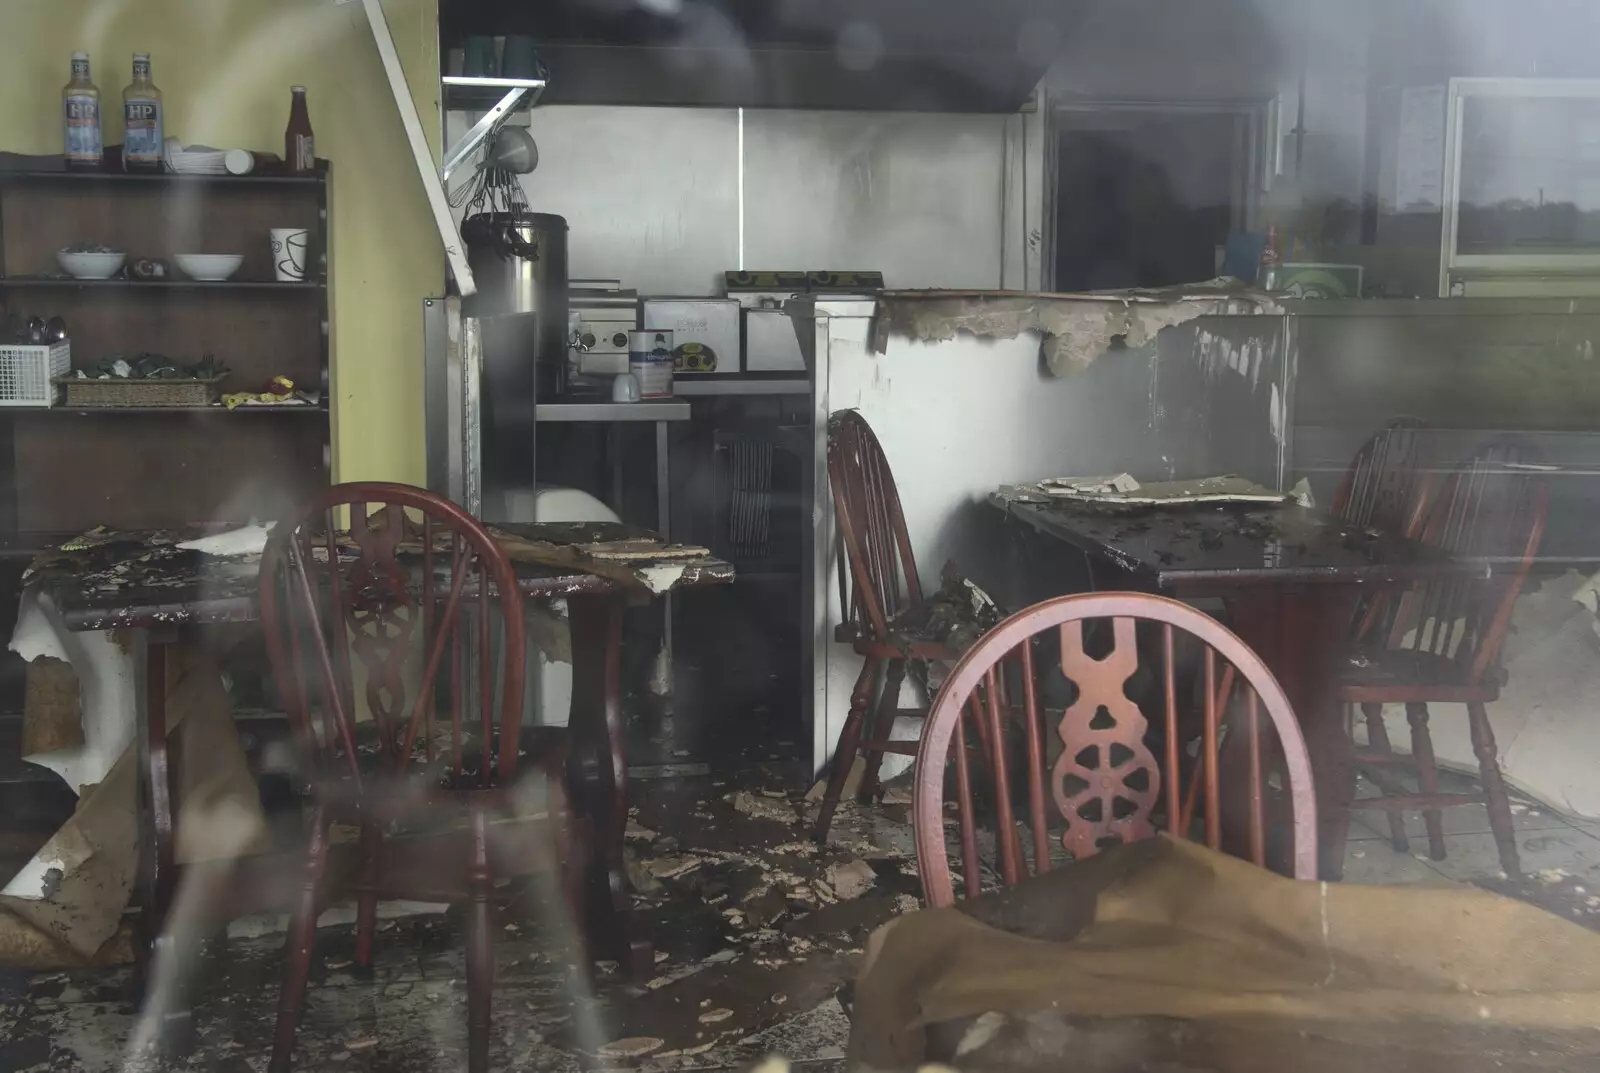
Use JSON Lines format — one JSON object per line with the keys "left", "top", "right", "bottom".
{"left": 0, "top": 162, "right": 332, "bottom": 548}
{"left": 0, "top": 169, "right": 323, "bottom": 187}
{"left": 0, "top": 278, "right": 321, "bottom": 292}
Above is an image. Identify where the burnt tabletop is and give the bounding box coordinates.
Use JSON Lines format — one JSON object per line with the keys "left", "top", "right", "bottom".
{"left": 29, "top": 526, "right": 735, "bottom": 632}
{"left": 991, "top": 491, "right": 1485, "bottom": 589}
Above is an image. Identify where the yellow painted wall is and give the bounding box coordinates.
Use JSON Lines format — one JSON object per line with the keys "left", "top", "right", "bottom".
{"left": 0, "top": 0, "right": 443, "bottom": 485}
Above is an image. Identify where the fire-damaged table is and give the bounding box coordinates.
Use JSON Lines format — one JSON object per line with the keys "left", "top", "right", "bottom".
{"left": 991, "top": 488, "right": 1486, "bottom": 879}
{"left": 26, "top": 521, "right": 732, "bottom": 1043}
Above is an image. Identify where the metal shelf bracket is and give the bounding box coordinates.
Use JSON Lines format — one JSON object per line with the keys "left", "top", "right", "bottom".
{"left": 356, "top": 0, "right": 476, "bottom": 295}
{"left": 440, "top": 78, "right": 548, "bottom": 181}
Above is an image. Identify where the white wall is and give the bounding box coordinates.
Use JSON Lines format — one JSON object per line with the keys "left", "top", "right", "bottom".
{"left": 806, "top": 301, "right": 1291, "bottom": 774}
{"left": 447, "top": 104, "right": 1022, "bottom": 294}
{"left": 741, "top": 110, "right": 1006, "bottom": 288}
{"left": 480, "top": 107, "right": 739, "bottom": 296}
{"left": 814, "top": 312, "right": 1084, "bottom": 775}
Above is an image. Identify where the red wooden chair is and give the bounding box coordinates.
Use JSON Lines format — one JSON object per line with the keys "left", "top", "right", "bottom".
{"left": 1331, "top": 418, "right": 1435, "bottom": 537}
{"left": 914, "top": 592, "right": 1318, "bottom": 907}
{"left": 816, "top": 410, "right": 964, "bottom": 842}
{"left": 1331, "top": 419, "right": 1438, "bottom": 850}
{"left": 1340, "top": 439, "right": 1549, "bottom": 878}
{"left": 258, "top": 483, "right": 584, "bottom": 1073}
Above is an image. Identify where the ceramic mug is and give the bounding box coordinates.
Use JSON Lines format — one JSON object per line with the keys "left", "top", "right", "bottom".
{"left": 611, "top": 372, "right": 642, "bottom": 403}
{"left": 463, "top": 36, "right": 495, "bottom": 77}
{"left": 502, "top": 36, "right": 543, "bottom": 79}
{"left": 270, "top": 228, "right": 309, "bottom": 282}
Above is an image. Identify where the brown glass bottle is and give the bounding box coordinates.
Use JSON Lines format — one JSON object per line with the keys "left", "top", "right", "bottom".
{"left": 285, "top": 86, "right": 315, "bottom": 175}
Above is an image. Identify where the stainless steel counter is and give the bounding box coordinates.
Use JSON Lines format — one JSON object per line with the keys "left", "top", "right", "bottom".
{"left": 534, "top": 400, "right": 691, "bottom": 422}
{"left": 671, "top": 378, "right": 809, "bottom": 397}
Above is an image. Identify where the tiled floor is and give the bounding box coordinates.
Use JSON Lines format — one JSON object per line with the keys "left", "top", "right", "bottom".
{"left": 1343, "top": 768, "right": 1600, "bottom": 891}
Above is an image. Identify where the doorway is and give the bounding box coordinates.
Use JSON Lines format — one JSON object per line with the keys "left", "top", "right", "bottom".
{"left": 1052, "top": 104, "right": 1268, "bottom": 292}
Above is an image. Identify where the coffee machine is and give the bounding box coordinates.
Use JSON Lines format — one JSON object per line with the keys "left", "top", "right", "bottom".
{"left": 457, "top": 211, "right": 568, "bottom": 522}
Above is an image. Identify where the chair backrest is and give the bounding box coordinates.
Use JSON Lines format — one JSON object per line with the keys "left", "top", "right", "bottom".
{"left": 914, "top": 592, "right": 1318, "bottom": 907}
{"left": 827, "top": 410, "right": 922, "bottom": 640}
{"left": 1332, "top": 418, "right": 1434, "bottom": 538}
{"left": 1376, "top": 437, "right": 1549, "bottom": 685}
{"left": 259, "top": 482, "right": 527, "bottom": 791}
{"left": 1335, "top": 420, "right": 1436, "bottom": 640}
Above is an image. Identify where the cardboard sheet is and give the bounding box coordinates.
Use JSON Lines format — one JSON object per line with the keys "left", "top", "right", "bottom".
{"left": 849, "top": 836, "right": 1600, "bottom": 1072}
{"left": 0, "top": 642, "right": 267, "bottom": 964}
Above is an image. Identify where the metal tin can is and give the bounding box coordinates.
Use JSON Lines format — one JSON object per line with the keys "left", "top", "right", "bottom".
{"left": 629, "top": 329, "right": 674, "bottom": 398}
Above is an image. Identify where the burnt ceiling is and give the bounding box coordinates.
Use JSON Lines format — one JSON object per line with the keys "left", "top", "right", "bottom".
{"left": 439, "top": 0, "right": 1087, "bottom": 111}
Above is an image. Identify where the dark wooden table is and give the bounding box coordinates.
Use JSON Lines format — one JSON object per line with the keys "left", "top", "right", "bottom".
{"left": 27, "top": 523, "right": 733, "bottom": 1019}
{"left": 991, "top": 490, "right": 1487, "bottom": 879}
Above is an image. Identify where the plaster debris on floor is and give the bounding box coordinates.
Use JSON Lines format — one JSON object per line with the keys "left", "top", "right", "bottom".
{"left": 0, "top": 763, "right": 919, "bottom": 1073}
{"left": 9, "top": 757, "right": 1600, "bottom": 1072}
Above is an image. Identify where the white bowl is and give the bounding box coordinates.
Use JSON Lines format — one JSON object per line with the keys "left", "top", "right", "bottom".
{"left": 174, "top": 254, "right": 244, "bottom": 282}
{"left": 56, "top": 249, "right": 127, "bottom": 279}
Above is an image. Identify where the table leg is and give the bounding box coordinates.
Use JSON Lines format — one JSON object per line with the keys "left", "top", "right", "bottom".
{"left": 134, "top": 627, "right": 191, "bottom": 1053}
{"left": 1222, "top": 587, "right": 1359, "bottom": 881}
{"left": 565, "top": 591, "right": 650, "bottom": 975}
{"left": 656, "top": 419, "right": 674, "bottom": 695}
{"left": 607, "top": 424, "right": 625, "bottom": 514}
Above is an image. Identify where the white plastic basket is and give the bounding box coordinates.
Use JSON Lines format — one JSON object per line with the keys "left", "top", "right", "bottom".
{"left": 0, "top": 342, "right": 70, "bottom": 407}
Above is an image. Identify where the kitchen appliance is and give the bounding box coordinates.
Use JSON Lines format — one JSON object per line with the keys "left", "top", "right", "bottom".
{"left": 462, "top": 210, "right": 569, "bottom": 397}
{"left": 475, "top": 311, "right": 540, "bottom": 521}
{"left": 743, "top": 300, "right": 806, "bottom": 371}
{"left": 726, "top": 271, "right": 805, "bottom": 372}
{"left": 725, "top": 271, "right": 882, "bottom": 372}
{"left": 569, "top": 279, "right": 638, "bottom": 382}
{"left": 571, "top": 307, "right": 636, "bottom": 377}
{"left": 641, "top": 297, "right": 740, "bottom": 374}
{"left": 805, "top": 270, "right": 884, "bottom": 291}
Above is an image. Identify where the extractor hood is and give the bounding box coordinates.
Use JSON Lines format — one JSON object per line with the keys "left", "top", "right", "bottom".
{"left": 441, "top": 0, "right": 1076, "bottom": 112}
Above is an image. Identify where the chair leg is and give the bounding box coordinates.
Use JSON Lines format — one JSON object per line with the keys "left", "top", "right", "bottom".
{"left": 856, "top": 659, "right": 906, "bottom": 805}
{"left": 813, "top": 657, "right": 880, "bottom": 843}
{"left": 465, "top": 809, "right": 494, "bottom": 1073}
{"left": 561, "top": 821, "right": 596, "bottom": 996}
{"left": 354, "top": 820, "right": 383, "bottom": 973}
{"left": 269, "top": 806, "right": 331, "bottom": 1073}
{"left": 1468, "top": 701, "right": 1521, "bottom": 878}
{"left": 1406, "top": 702, "right": 1448, "bottom": 860}
{"left": 1362, "top": 702, "right": 1410, "bottom": 853}
{"left": 549, "top": 761, "right": 596, "bottom": 995}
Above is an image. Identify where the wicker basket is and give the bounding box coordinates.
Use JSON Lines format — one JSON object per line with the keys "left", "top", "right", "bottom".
{"left": 54, "top": 375, "right": 226, "bottom": 408}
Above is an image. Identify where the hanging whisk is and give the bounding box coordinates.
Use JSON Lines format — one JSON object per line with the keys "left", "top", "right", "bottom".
{"left": 449, "top": 112, "right": 538, "bottom": 220}
{"left": 452, "top": 112, "right": 541, "bottom": 260}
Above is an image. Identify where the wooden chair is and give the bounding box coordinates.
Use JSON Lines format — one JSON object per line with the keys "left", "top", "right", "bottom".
{"left": 258, "top": 483, "right": 585, "bottom": 1073}
{"left": 815, "top": 409, "right": 965, "bottom": 842}
{"left": 1331, "top": 418, "right": 1435, "bottom": 537}
{"left": 1331, "top": 419, "right": 1438, "bottom": 853}
{"left": 914, "top": 592, "right": 1318, "bottom": 907}
{"left": 1340, "top": 439, "right": 1549, "bottom": 878}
